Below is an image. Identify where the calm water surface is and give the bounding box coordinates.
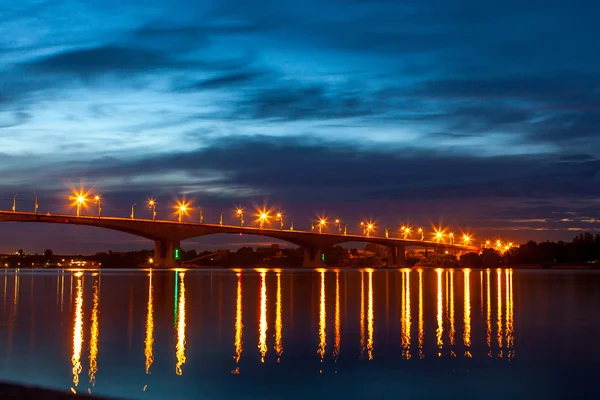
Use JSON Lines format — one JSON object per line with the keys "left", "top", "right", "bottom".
{"left": 0, "top": 268, "right": 599, "bottom": 399}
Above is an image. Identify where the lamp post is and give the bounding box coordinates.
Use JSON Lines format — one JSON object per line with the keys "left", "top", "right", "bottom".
{"left": 148, "top": 199, "right": 156, "bottom": 221}
{"left": 449, "top": 232, "right": 454, "bottom": 245}
{"left": 94, "top": 194, "right": 101, "bottom": 217}
{"left": 199, "top": 207, "right": 203, "bottom": 223}
{"left": 131, "top": 203, "right": 136, "bottom": 220}
{"left": 384, "top": 225, "right": 389, "bottom": 239}
{"left": 366, "top": 223, "right": 374, "bottom": 237}
{"left": 33, "top": 192, "right": 38, "bottom": 214}
{"left": 276, "top": 212, "right": 283, "bottom": 230}
{"left": 344, "top": 224, "right": 347, "bottom": 235}
{"left": 12, "top": 193, "right": 17, "bottom": 213}
{"left": 178, "top": 203, "right": 188, "bottom": 223}
{"left": 318, "top": 218, "right": 326, "bottom": 234}
{"left": 360, "top": 221, "right": 365, "bottom": 235}
{"left": 259, "top": 212, "right": 268, "bottom": 229}
{"left": 463, "top": 234, "right": 471, "bottom": 247}
{"left": 220, "top": 212, "right": 224, "bottom": 225}
{"left": 310, "top": 219, "right": 315, "bottom": 232}
{"left": 236, "top": 208, "right": 244, "bottom": 226}
{"left": 335, "top": 218, "right": 341, "bottom": 234}
{"left": 418, "top": 227, "right": 424, "bottom": 241}
{"left": 75, "top": 194, "right": 86, "bottom": 217}
{"left": 290, "top": 220, "right": 294, "bottom": 231}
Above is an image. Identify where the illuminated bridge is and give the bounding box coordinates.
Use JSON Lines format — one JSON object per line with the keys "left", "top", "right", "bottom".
{"left": 0, "top": 210, "right": 479, "bottom": 267}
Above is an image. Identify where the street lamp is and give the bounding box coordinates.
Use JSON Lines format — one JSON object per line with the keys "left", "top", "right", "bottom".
{"left": 290, "top": 219, "right": 294, "bottom": 231}
{"left": 343, "top": 224, "right": 347, "bottom": 235}
{"left": 33, "top": 192, "right": 38, "bottom": 214}
{"left": 259, "top": 211, "right": 268, "bottom": 229}
{"left": 177, "top": 202, "right": 189, "bottom": 223}
{"left": 384, "top": 225, "right": 389, "bottom": 238}
{"left": 418, "top": 227, "right": 424, "bottom": 241}
{"left": 148, "top": 199, "right": 156, "bottom": 221}
{"left": 276, "top": 212, "right": 284, "bottom": 230}
{"left": 236, "top": 207, "right": 244, "bottom": 226}
{"left": 449, "top": 232, "right": 454, "bottom": 245}
{"left": 366, "top": 222, "right": 374, "bottom": 237}
{"left": 94, "top": 194, "right": 101, "bottom": 217}
{"left": 335, "top": 218, "right": 341, "bottom": 234}
{"left": 131, "top": 203, "right": 136, "bottom": 220}
{"left": 220, "top": 212, "right": 224, "bottom": 225}
{"left": 199, "top": 207, "right": 203, "bottom": 223}
{"left": 463, "top": 234, "right": 471, "bottom": 246}
{"left": 434, "top": 230, "right": 443, "bottom": 243}
{"left": 360, "top": 221, "right": 365, "bottom": 235}
{"left": 485, "top": 240, "right": 491, "bottom": 248}
{"left": 310, "top": 218, "right": 315, "bottom": 232}
{"left": 318, "top": 218, "right": 327, "bottom": 234}
{"left": 74, "top": 193, "right": 87, "bottom": 217}
{"left": 12, "top": 193, "right": 18, "bottom": 213}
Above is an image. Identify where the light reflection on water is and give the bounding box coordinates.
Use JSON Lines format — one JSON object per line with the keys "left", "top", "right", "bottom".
{"left": 0, "top": 268, "right": 599, "bottom": 399}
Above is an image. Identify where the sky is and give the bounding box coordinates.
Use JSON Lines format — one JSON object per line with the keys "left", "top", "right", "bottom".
{"left": 1, "top": 0, "right": 600, "bottom": 253}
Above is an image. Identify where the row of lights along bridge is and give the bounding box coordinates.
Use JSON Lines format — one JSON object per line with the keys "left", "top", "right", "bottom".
{"left": 9, "top": 190, "right": 514, "bottom": 251}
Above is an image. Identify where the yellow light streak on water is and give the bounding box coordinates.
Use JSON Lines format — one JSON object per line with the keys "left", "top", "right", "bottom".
{"left": 145, "top": 272, "right": 154, "bottom": 374}
{"left": 72, "top": 273, "right": 83, "bottom": 386}
{"left": 497, "top": 269, "right": 503, "bottom": 358}
{"left": 360, "top": 271, "right": 365, "bottom": 359}
{"left": 402, "top": 269, "right": 411, "bottom": 360}
{"left": 175, "top": 272, "right": 186, "bottom": 375}
{"left": 418, "top": 269, "right": 424, "bottom": 359}
{"left": 436, "top": 268, "right": 443, "bottom": 356}
{"left": 234, "top": 272, "right": 243, "bottom": 367}
{"left": 333, "top": 271, "right": 340, "bottom": 361}
{"left": 275, "top": 272, "right": 283, "bottom": 362}
{"left": 258, "top": 272, "right": 268, "bottom": 363}
{"left": 486, "top": 269, "right": 491, "bottom": 357}
{"left": 463, "top": 269, "right": 471, "bottom": 358}
{"left": 449, "top": 269, "right": 455, "bottom": 357}
{"left": 367, "top": 269, "right": 374, "bottom": 361}
{"left": 88, "top": 278, "right": 100, "bottom": 385}
{"left": 318, "top": 270, "right": 327, "bottom": 366}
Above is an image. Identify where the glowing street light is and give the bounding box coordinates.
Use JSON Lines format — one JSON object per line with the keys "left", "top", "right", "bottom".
{"left": 496, "top": 240, "right": 502, "bottom": 250}
{"left": 335, "top": 218, "right": 341, "bottom": 234}
{"left": 360, "top": 221, "right": 365, "bottom": 235}
{"left": 463, "top": 234, "right": 471, "bottom": 246}
{"left": 318, "top": 218, "right": 327, "bottom": 234}
{"left": 343, "top": 224, "right": 348, "bottom": 235}
{"left": 402, "top": 225, "right": 412, "bottom": 239}
{"left": 94, "top": 194, "right": 101, "bottom": 216}
{"left": 485, "top": 240, "right": 491, "bottom": 248}
{"left": 418, "top": 227, "right": 424, "bottom": 241}
{"left": 276, "top": 211, "right": 284, "bottom": 230}
{"left": 12, "top": 193, "right": 17, "bottom": 213}
{"left": 236, "top": 207, "right": 244, "bottom": 226}
{"left": 434, "top": 230, "right": 444, "bottom": 243}
{"left": 33, "top": 191, "right": 38, "bottom": 214}
{"left": 176, "top": 201, "right": 190, "bottom": 223}
{"left": 70, "top": 192, "right": 88, "bottom": 217}
{"left": 131, "top": 203, "right": 136, "bottom": 220}
{"left": 365, "top": 222, "right": 375, "bottom": 237}
{"left": 148, "top": 199, "right": 156, "bottom": 221}
{"left": 384, "top": 225, "right": 389, "bottom": 238}
{"left": 448, "top": 232, "right": 454, "bottom": 245}
{"left": 257, "top": 209, "right": 269, "bottom": 229}
{"left": 310, "top": 218, "right": 315, "bottom": 232}
{"left": 220, "top": 212, "right": 224, "bottom": 225}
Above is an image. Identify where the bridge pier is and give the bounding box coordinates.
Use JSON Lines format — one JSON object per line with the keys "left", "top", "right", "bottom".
{"left": 302, "top": 246, "right": 324, "bottom": 268}
{"left": 386, "top": 244, "right": 406, "bottom": 268}
{"left": 154, "top": 239, "right": 180, "bottom": 268}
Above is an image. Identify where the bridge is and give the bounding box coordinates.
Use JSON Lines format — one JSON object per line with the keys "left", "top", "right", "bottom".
{"left": 0, "top": 210, "right": 479, "bottom": 267}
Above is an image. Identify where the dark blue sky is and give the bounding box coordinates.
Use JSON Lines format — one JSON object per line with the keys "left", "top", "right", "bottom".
{"left": 1, "top": 0, "right": 599, "bottom": 253}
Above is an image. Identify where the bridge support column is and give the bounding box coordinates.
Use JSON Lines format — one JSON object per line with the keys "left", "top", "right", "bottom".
{"left": 154, "top": 239, "right": 180, "bottom": 268}
{"left": 302, "top": 246, "right": 324, "bottom": 268}
{"left": 386, "top": 244, "right": 406, "bottom": 268}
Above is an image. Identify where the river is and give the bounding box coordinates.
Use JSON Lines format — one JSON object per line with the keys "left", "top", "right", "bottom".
{"left": 0, "top": 268, "right": 598, "bottom": 399}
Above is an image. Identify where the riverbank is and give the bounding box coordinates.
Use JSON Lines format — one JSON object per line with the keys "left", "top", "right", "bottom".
{"left": 0, "top": 382, "right": 109, "bottom": 399}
